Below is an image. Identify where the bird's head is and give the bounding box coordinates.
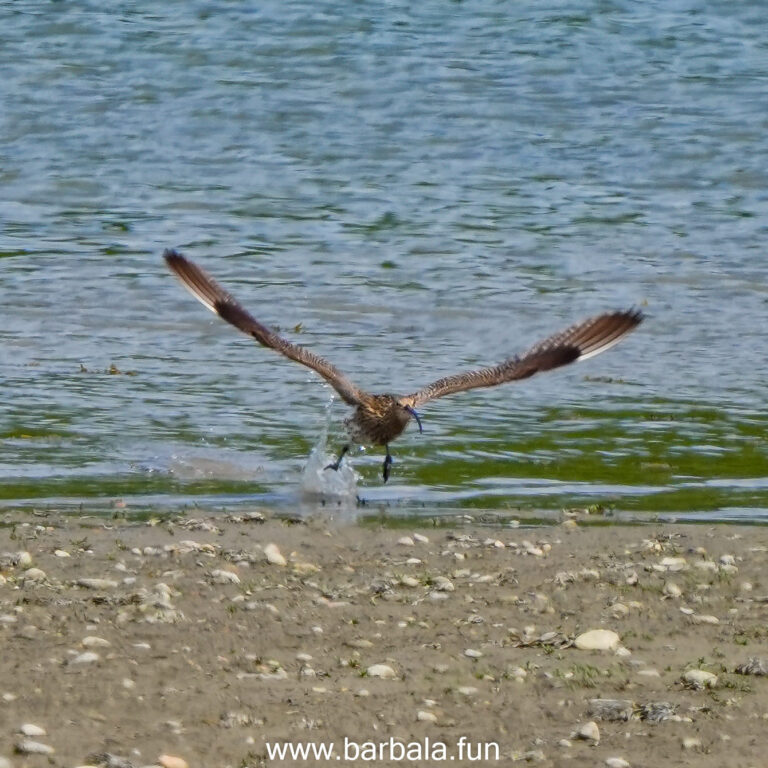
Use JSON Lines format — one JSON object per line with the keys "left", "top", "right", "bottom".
{"left": 395, "top": 396, "right": 423, "bottom": 434}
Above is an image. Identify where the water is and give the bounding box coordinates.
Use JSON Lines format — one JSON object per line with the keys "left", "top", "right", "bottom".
{"left": 2, "top": 1, "right": 767, "bottom": 521}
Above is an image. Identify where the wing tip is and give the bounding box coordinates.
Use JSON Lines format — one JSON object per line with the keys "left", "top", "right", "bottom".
{"left": 163, "top": 248, "right": 186, "bottom": 271}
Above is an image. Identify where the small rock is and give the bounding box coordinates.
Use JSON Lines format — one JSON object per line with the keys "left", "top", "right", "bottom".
{"left": 211, "top": 569, "right": 240, "bottom": 584}
{"left": 574, "top": 629, "right": 620, "bottom": 651}
{"left": 71, "top": 651, "right": 100, "bottom": 665}
{"left": 15, "top": 740, "right": 54, "bottom": 755}
{"left": 456, "top": 686, "right": 478, "bottom": 696}
{"left": 416, "top": 710, "right": 437, "bottom": 723}
{"left": 54, "top": 549, "right": 70, "bottom": 558}
{"left": 682, "top": 669, "right": 717, "bottom": 689}
{"left": 413, "top": 533, "right": 429, "bottom": 544}
{"left": 432, "top": 576, "right": 454, "bottom": 592}
{"left": 663, "top": 581, "right": 682, "bottom": 598}
{"left": 682, "top": 737, "right": 702, "bottom": 750}
{"left": 366, "top": 664, "right": 397, "bottom": 679}
{"left": 400, "top": 576, "right": 419, "bottom": 588}
{"left": 692, "top": 614, "right": 719, "bottom": 625}
{"left": 23, "top": 568, "right": 46, "bottom": 582}
{"left": 659, "top": 557, "right": 687, "bottom": 572}
{"left": 611, "top": 602, "right": 629, "bottom": 619}
{"left": 264, "top": 543, "right": 286, "bottom": 566}
{"left": 19, "top": 723, "right": 46, "bottom": 736}
{"left": 82, "top": 636, "right": 111, "bottom": 648}
{"left": 575, "top": 721, "right": 600, "bottom": 744}
{"left": 605, "top": 758, "right": 631, "bottom": 768}
{"left": 464, "top": 648, "right": 483, "bottom": 659}
{"left": 397, "top": 536, "right": 415, "bottom": 546}
{"left": 158, "top": 756, "right": 189, "bottom": 768}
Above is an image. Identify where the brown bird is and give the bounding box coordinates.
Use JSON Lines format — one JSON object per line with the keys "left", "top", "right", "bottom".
{"left": 164, "top": 249, "right": 643, "bottom": 482}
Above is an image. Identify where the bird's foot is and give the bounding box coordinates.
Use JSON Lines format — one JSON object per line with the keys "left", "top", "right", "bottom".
{"left": 382, "top": 451, "right": 393, "bottom": 483}
{"left": 325, "top": 444, "right": 350, "bottom": 473}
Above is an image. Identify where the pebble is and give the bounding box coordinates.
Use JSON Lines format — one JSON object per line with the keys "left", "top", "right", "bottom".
{"left": 658, "top": 556, "right": 687, "bottom": 571}
{"left": 19, "top": 723, "right": 46, "bottom": 737}
{"left": 457, "top": 686, "right": 479, "bottom": 696}
{"left": 575, "top": 721, "right": 600, "bottom": 744}
{"left": 416, "top": 710, "right": 438, "bottom": 723}
{"left": 663, "top": 581, "right": 682, "bottom": 598}
{"left": 400, "top": 576, "right": 419, "bottom": 588}
{"left": 682, "top": 669, "right": 717, "bottom": 689}
{"left": 682, "top": 736, "right": 702, "bottom": 750}
{"left": 692, "top": 614, "right": 719, "bottom": 625}
{"left": 432, "top": 576, "right": 454, "bottom": 592}
{"left": 211, "top": 569, "right": 240, "bottom": 584}
{"left": 413, "top": 533, "right": 429, "bottom": 544}
{"left": 71, "top": 651, "right": 100, "bottom": 665}
{"left": 574, "top": 629, "right": 620, "bottom": 651}
{"left": 264, "top": 543, "right": 286, "bottom": 566}
{"left": 82, "top": 636, "right": 111, "bottom": 648}
{"left": 15, "top": 740, "right": 54, "bottom": 755}
{"left": 54, "top": 549, "right": 70, "bottom": 558}
{"left": 76, "top": 578, "right": 119, "bottom": 589}
{"left": 611, "top": 602, "right": 629, "bottom": 619}
{"left": 605, "top": 758, "right": 631, "bottom": 768}
{"left": 366, "top": 664, "right": 397, "bottom": 679}
{"left": 637, "top": 668, "right": 661, "bottom": 677}
{"left": 158, "top": 756, "right": 189, "bottom": 768}
{"left": 23, "top": 568, "right": 46, "bottom": 582}
{"left": 464, "top": 648, "right": 483, "bottom": 659}
{"left": 397, "top": 536, "right": 415, "bottom": 546}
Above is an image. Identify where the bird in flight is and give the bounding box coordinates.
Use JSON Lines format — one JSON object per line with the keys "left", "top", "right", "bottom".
{"left": 164, "top": 249, "right": 643, "bottom": 482}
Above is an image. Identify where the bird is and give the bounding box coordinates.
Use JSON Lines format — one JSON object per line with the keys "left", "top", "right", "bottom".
{"left": 164, "top": 249, "right": 643, "bottom": 483}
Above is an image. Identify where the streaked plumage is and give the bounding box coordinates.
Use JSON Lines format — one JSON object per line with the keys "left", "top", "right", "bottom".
{"left": 164, "top": 249, "right": 643, "bottom": 482}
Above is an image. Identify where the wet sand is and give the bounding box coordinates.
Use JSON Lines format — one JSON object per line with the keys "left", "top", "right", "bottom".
{"left": 1, "top": 510, "right": 767, "bottom": 767}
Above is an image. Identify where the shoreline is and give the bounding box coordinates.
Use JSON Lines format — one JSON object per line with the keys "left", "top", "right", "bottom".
{"left": 1, "top": 511, "right": 767, "bottom": 766}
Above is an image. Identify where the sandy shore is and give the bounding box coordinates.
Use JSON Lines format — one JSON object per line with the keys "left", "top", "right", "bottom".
{"left": 1, "top": 510, "right": 767, "bottom": 767}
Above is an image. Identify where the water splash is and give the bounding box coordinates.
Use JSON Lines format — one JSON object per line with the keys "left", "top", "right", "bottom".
{"left": 300, "top": 396, "right": 359, "bottom": 503}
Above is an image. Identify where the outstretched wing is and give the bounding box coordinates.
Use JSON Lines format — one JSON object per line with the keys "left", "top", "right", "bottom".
{"left": 408, "top": 309, "right": 643, "bottom": 406}
{"left": 164, "top": 249, "right": 366, "bottom": 405}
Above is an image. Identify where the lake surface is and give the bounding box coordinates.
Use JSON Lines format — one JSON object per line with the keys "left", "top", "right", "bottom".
{"left": 2, "top": 1, "right": 767, "bottom": 521}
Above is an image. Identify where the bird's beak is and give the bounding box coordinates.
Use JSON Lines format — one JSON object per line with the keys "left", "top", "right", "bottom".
{"left": 405, "top": 405, "right": 423, "bottom": 434}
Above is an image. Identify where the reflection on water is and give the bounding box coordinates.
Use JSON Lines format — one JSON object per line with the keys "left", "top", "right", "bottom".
{"left": 1, "top": 2, "right": 767, "bottom": 521}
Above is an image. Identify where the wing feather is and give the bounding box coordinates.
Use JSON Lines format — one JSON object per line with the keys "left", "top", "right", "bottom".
{"left": 164, "top": 249, "right": 365, "bottom": 406}
{"left": 408, "top": 309, "right": 643, "bottom": 406}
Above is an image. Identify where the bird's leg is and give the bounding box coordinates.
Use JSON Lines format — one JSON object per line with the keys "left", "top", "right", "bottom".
{"left": 324, "top": 444, "right": 350, "bottom": 472}
{"left": 382, "top": 446, "right": 393, "bottom": 483}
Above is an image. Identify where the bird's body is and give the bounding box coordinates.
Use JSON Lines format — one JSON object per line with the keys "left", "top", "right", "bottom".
{"left": 164, "top": 249, "right": 643, "bottom": 482}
